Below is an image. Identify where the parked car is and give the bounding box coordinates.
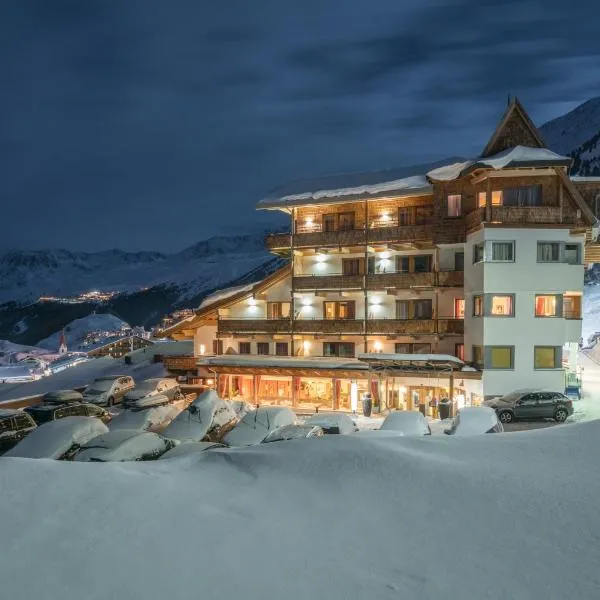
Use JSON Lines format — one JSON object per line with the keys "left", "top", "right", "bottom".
{"left": 74, "top": 430, "right": 175, "bottom": 462}
{"left": 159, "top": 441, "right": 225, "bottom": 460}
{"left": 161, "top": 390, "right": 238, "bottom": 442}
{"left": 122, "top": 378, "right": 182, "bottom": 409}
{"left": 304, "top": 412, "right": 357, "bottom": 435}
{"left": 42, "top": 389, "right": 84, "bottom": 404}
{"left": 262, "top": 424, "right": 324, "bottom": 443}
{"left": 484, "top": 390, "right": 573, "bottom": 423}
{"left": 83, "top": 375, "right": 135, "bottom": 406}
{"left": 444, "top": 407, "right": 504, "bottom": 436}
{"left": 0, "top": 409, "right": 37, "bottom": 453}
{"left": 4, "top": 416, "right": 109, "bottom": 460}
{"left": 223, "top": 406, "right": 296, "bottom": 446}
{"left": 380, "top": 411, "right": 431, "bottom": 436}
{"left": 109, "top": 403, "right": 183, "bottom": 433}
{"left": 25, "top": 402, "right": 111, "bottom": 425}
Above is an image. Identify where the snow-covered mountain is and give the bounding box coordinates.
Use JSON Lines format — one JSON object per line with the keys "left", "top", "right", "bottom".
{"left": 541, "top": 97, "right": 600, "bottom": 175}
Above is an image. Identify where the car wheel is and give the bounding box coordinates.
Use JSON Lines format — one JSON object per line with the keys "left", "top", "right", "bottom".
{"left": 498, "top": 410, "right": 513, "bottom": 424}
{"left": 554, "top": 408, "right": 568, "bottom": 422}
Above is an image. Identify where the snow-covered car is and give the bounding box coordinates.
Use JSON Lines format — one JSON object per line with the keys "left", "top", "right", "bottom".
{"left": 160, "top": 390, "right": 237, "bottom": 442}
{"left": 380, "top": 411, "right": 431, "bottom": 436}
{"left": 83, "top": 375, "right": 135, "bottom": 406}
{"left": 444, "top": 407, "right": 504, "bottom": 436}
{"left": 4, "top": 416, "right": 109, "bottom": 460}
{"left": 262, "top": 424, "right": 324, "bottom": 444}
{"left": 42, "top": 389, "right": 84, "bottom": 404}
{"left": 159, "top": 441, "right": 225, "bottom": 460}
{"left": 25, "top": 402, "right": 111, "bottom": 425}
{"left": 303, "top": 412, "right": 357, "bottom": 435}
{"left": 122, "top": 378, "right": 182, "bottom": 409}
{"left": 74, "top": 430, "right": 175, "bottom": 462}
{"left": 109, "top": 404, "right": 183, "bottom": 433}
{"left": 223, "top": 406, "right": 296, "bottom": 446}
{"left": 0, "top": 409, "right": 37, "bottom": 453}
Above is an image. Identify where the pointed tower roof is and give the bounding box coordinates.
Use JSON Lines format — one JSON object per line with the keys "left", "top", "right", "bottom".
{"left": 58, "top": 330, "right": 67, "bottom": 352}
{"left": 481, "top": 97, "right": 547, "bottom": 158}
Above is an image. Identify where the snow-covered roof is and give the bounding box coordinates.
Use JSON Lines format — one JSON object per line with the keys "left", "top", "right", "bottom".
{"left": 198, "top": 283, "right": 255, "bottom": 310}
{"left": 357, "top": 353, "right": 465, "bottom": 367}
{"left": 200, "top": 355, "right": 369, "bottom": 371}
{"left": 0, "top": 365, "right": 36, "bottom": 380}
{"left": 258, "top": 165, "right": 436, "bottom": 209}
{"left": 427, "top": 146, "right": 571, "bottom": 182}
{"left": 571, "top": 176, "right": 600, "bottom": 182}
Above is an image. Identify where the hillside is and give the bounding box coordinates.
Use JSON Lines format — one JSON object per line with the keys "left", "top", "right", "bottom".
{"left": 541, "top": 97, "right": 600, "bottom": 175}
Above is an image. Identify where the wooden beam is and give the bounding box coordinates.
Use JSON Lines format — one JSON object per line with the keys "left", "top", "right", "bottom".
{"left": 471, "top": 168, "right": 557, "bottom": 185}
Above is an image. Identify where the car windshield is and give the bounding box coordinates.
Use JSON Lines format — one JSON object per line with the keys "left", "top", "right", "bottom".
{"left": 85, "top": 388, "right": 104, "bottom": 395}
{"left": 134, "top": 381, "right": 159, "bottom": 393}
{"left": 89, "top": 380, "right": 113, "bottom": 392}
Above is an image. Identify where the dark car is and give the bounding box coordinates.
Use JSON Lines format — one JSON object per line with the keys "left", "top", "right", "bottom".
{"left": 484, "top": 391, "right": 573, "bottom": 424}
{"left": 25, "top": 402, "right": 111, "bottom": 426}
{"left": 42, "top": 389, "right": 84, "bottom": 404}
{"left": 0, "top": 409, "right": 37, "bottom": 452}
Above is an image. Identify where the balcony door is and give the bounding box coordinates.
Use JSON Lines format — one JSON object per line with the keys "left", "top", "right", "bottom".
{"left": 323, "top": 211, "right": 355, "bottom": 232}
{"left": 396, "top": 299, "right": 432, "bottom": 319}
{"left": 267, "top": 302, "right": 291, "bottom": 319}
{"left": 324, "top": 301, "right": 355, "bottom": 320}
{"left": 342, "top": 258, "right": 364, "bottom": 276}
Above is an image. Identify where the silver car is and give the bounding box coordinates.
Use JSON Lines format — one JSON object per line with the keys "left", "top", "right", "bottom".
{"left": 83, "top": 376, "right": 135, "bottom": 406}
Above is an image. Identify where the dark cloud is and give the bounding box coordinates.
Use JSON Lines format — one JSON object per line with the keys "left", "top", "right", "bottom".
{"left": 1, "top": 0, "right": 599, "bottom": 252}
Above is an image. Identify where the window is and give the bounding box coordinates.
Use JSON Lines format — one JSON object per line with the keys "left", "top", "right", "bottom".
{"left": 396, "top": 300, "right": 409, "bottom": 320}
{"left": 454, "top": 298, "right": 465, "bottom": 319}
{"left": 477, "top": 190, "right": 503, "bottom": 208}
{"left": 257, "top": 342, "right": 270, "bottom": 355}
{"left": 563, "top": 294, "right": 582, "bottom": 319}
{"left": 534, "top": 346, "right": 561, "bottom": 369}
{"left": 490, "top": 295, "right": 514, "bottom": 316}
{"left": 565, "top": 244, "right": 581, "bottom": 265}
{"left": 503, "top": 184, "right": 542, "bottom": 207}
{"left": 267, "top": 302, "right": 291, "bottom": 319}
{"left": 275, "top": 342, "right": 288, "bottom": 356}
{"left": 487, "top": 346, "right": 514, "bottom": 369}
{"left": 478, "top": 191, "right": 486, "bottom": 208}
{"left": 395, "top": 299, "right": 432, "bottom": 319}
{"left": 455, "top": 343, "right": 465, "bottom": 361}
{"left": 447, "top": 194, "right": 462, "bottom": 217}
{"left": 490, "top": 241, "right": 514, "bottom": 262}
{"left": 454, "top": 252, "right": 464, "bottom": 271}
{"left": 415, "top": 206, "right": 432, "bottom": 225}
{"left": 323, "top": 212, "right": 355, "bottom": 232}
{"left": 338, "top": 212, "right": 356, "bottom": 231}
{"left": 537, "top": 242, "right": 560, "bottom": 262}
{"left": 413, "top": 343, "right": 432, "bottom": 353}
{"left": 213, "top": 340, "right": 223, "bottom": 355}
{"left": 394, "top": 343, "right": 411, "bottom": 353}
{"left": 342, "top": 258, "right": 363, "bottom": 276}
{"left": 473, "top": 243, "right": 484, "bottom": 263}
{"left": 472, "top": 345, "right": 483, "bottom": 367}
{"left": 413, "top": 255, "right": 432, "bottom": 273}
{"left": 323, "top": 342, "right": 355, "bottom": 357}
{"left": 396, "top": 256, "right": 409, "bottom": 273}
{"left": 473, "top": 295, "right": 483, "bottom": 316}
{"left": 414, "top": 299, "right": 433, "bottom": 319}
{"left": 535, "top": 295, "right": 560, "bottom": 317}
{"left": 238, "top": 342, "right": 251, "bottom": 355}
{"left": 323, "top": 214, "right": 337, "bottom": 233}
{"left": 398, "top": 207, "right": 412, "bottom": 226}
{"left": 323, "top": 301, "right": 355, "bottom": 320}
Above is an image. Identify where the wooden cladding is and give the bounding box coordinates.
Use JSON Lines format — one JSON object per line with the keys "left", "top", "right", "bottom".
{"left": 366, "top": 319, "right": 436, "bottom": 335}
{"left": 218, "top": 319, "right": 291, "bottom": 334}
{"left": 366, "top": 272, "right": 435, "bottom": 290}
{"left": 293, "top": 274, "right": 363, "bottom": 290}
{"left": 265, "top": 232, "right": 292, "bottom": 250}
{"left": 437, "top": 271, "right": 464, "bottom": 287}
{"left": 293, "top": 319, "right": 364, "bottom": 334}
{"left": 163, "top": 355, "right": 198, "bottom": 371}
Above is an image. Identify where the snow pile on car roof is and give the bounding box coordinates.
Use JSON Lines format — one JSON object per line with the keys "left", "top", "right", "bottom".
{"left": 1, "top": 420, "right": 600, "bottom": 598}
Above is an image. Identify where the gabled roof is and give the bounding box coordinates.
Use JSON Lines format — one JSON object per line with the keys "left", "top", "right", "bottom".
{"left": 481, "top": 97, "right": 546, "bottom": 158}
{"left": 163, "top": 264, "right": 292, "bottom": 337}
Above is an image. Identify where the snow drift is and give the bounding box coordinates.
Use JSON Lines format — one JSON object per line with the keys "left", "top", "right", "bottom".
{"left": 1, "top": 420, "right": 600, "bottom": 599}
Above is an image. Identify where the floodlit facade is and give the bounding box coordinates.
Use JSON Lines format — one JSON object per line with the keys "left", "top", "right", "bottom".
{"left": 165, "top": 98, "right": 600, "bottom": 407}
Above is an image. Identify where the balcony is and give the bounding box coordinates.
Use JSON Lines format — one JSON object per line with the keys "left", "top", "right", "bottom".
{"left": 163, "top": 355, "right": 198, "bottom": 371}
{"left": 293, "top": 225, "right": 366, "bottom": 249}
{"left": 293, "top": 274, "right": 364, "bottom": 291}
{"left": 367, "top": 272, "right": 435, "bottom": 290}
{"left": 265, "top": 232, "right": 291, "bottom": 251}
{"left": 467, "top": 206, "right": 579, "bottom": 230}
{"left": 437, "top": 270, "right": 464, "bottom": 287}
{"left": 367, "top": 221, "right": 434, "bottom": 245}
{"left": 294, "top": 319, "right": 364, "bottom": 334}
{"left": 218, "top": 319, "right": 291, "bottom": 335}
{"left": 437, "top": 319, "right": 464, "bottom": 334}
{"left": 366, "top": 319, "right": 436, "bottom": 335}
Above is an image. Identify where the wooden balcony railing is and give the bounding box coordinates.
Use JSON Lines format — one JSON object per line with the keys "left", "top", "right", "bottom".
{"left": 293, "top": 319, "right": 364, "bottom": 334}
{"left": 293, "top": 229, "right": 367, "bottom": 249}
{"left": 366, "top": 272, "right": 435, "bottom": 290}
{"left": 466, "top": 209, "right": 485, "bottom": 231}
{"left": 163, "top": 355, "right": 198, "bottom": 371}
{"left": 293, "top": 274, "right": 364, "bottom": 290}
{"left": 265, "top": 232, "right": 292, "bottom": 250}
{"left": 466, "top": 206, "right": 580, "bottom": 231}
{"left": 437, "top": 271, "right": 464, "bottom": 287}
{"left": 366, "top": 319, "right": 436, "bottom": 335}
{"left": 437, "top": 319, "right": 464, "bottom": 334}
{"left": 218, "top": 319, "right": 291, "bottom": 334}
{"left": 367, "top": 223, "right": 434, "bottom": 244}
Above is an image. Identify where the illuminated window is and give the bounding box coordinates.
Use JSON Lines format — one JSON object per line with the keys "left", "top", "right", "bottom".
{"left": 534, "top": 346, "right": 560, "bottom": 369}
{"left": 563, "top": 294, "right": 582, "bottom": 319}
{"left": 454, "top": 298, "right": 465, "bottom": 319}
{"left": 488, "top": 346, "right": 514, "bottom": 369}
{"left": 535, "top": 295, "right": 559, "bottom": 317}
{"left": 455, "top": 343, "right": 465, "bottom": 361}
{"left": 490, "top": 295, "right": 513, "bottom": 316}
{"left": 447, "top": 194, "right": 462, "bottom": 217}
{"left": 473, "top": 295, "right": 483, "bottom": 316}
{"left": 478, "top": 192, "right": 486, "bottom": 208}
{"left": 267, "top": 302, "right": 291, "bottom": 319}
{"left": 492, "top": 191, "right": 503, "bottom": 206}
{"left": 324, "top": 301, "right": 355, "bottom": 320}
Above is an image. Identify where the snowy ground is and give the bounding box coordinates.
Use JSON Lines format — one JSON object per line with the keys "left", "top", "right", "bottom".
{"left": 2, "top": 421, "right": 600, "bottom": 599}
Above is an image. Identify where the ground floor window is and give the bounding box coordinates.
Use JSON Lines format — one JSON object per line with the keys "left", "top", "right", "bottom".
{"left": 486, "top": 346, "right": 514, "bottom": 369}
{"left": 323, "top": 342, "right": 355, "bottom": 357}
{"left": 394, "top": 343, "right": 432, "bottom": 354}
{"left": 534, "top": 346, "right": 561, "bottom": 369}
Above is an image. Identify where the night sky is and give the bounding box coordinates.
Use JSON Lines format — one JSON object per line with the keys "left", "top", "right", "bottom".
{"left": 2, "top": 0, "right": 600, "bottom": 252}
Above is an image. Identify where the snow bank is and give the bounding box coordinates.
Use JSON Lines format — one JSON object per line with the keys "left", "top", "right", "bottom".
{"left": 1, "top": 421, "right": 600, "bottom": 599}
{"left": 108, "top": 404, "right": 184, "bottom": 433}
